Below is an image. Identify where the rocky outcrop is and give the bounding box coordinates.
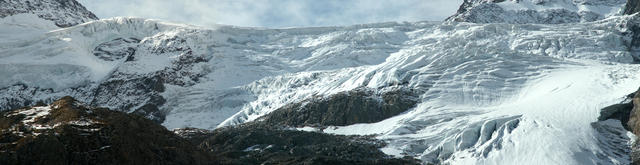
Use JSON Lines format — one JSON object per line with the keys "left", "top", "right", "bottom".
{"left": 0, "top": 96, "right": 211, "bottom": 164}
{"left": 0, "top": 32, "right": 213, "bottom": 124}
{"left": 447, "top": 0, "right": 626, "bottom": 24}
{"left": 629, "top": 88, "right": 640, "bottom": 135}
{"left": 170, "top": 87, "right": 422, "bottom": 164}
{"left": 626, "top": 87, "right": 640, "bottom": 165}
{"left": 0, "top": 97, "right": 420, "bottom": 164}
{"left": 93, "top": 38, "right": 140, "bottom": 61}
{"left": 599, "top": 87, "right": 640, "bottom": 164}
{"left": 626, "top": 12, "right": 640, "bottom": 63}
{"left": 182, "top": 124, "right": 419, "bottom": 165}
{"left": 0, "top": 0, "right": 98, "bottom": 27}
{"left": 89, "top": 73, "right": 167, "bottom": 123}
{"left": 598, "top": 92, "right": 637, "bottom": 130}
{"left": 258, "top": 87, "right": 418, "bottom": 127}
{"left": 626, "top": 0, "right": 640, "bottom": 15}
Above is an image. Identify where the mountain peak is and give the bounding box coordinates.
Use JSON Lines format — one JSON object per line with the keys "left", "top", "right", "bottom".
{"left": 447, "top": 0, "right": 627, "bottom": 24}
{"left": 0, "top": 0, "right": 98, "bottom": 27}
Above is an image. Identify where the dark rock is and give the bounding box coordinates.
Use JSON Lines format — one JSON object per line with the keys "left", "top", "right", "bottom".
{"left": 611, "top": 87, "right": 640, "bottom": 164}
{"left": 1, "top": 97, "right": 419, "bottom": 164}
{"left": 0, "top": 96, "right": 213, "bottom": 165}
{"left": 198, "top": 123, "right": 420, "bottom": 165}
{"left": 158, "top": 50, "right": 210, "bottom": 87}
{"left": 89, "top": 73, "right": 167, "bottom": 123}
{"left": 93, "top": 38, "right": 140, "bottom": 61}
{"left": 258, "top": 87, "right": 417, "bottom": 127}
{"left": 183, "top": 87, "right": 422, "bottom": 164}
{"left": 627, "top": 87, "right": 640, "bottom": 136}
{"left": 173, "top": 127, "right": 214, "bottom": 146}
{"left": 627, "top": 87, "right": 640, "bottom": 165}
{"left": 0, "top": 84, "right": 61, "bottom": 111}
{"left": 446, "top": 0, "right": 623, "bottom": 24}
{"left": 0, "top": 33, "right": 213, "bottom": 124}
{"left": 594, "top": 87, "right": 640, "bottom": 164}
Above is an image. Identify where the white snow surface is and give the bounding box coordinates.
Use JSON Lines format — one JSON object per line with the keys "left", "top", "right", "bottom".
{"left": 1, "top": 12, "right": 640, "bottom": 164}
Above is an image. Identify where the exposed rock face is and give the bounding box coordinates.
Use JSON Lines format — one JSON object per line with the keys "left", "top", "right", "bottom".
{"left": 0, "top": 33, "right": 212, "bottom": 124}
{"left": 174, "top": 87, "right": 421, "bottom": 164}
{"left": 594, "top": 91, "right": 637, "bottom": 163}
{"left": 0, "top": 97, "right": 419, "bottom": 164}
{"left": 0, "top": 96, "right": 211, "bottom": 164}
{"left": 89, "top": 73, "right": 167, "bottom": 123}
{"left": 629, "top": 88, "right": 640, "bottom": 136}
{"left": 625, "top": 87, "right": 640, "bottom": 165}
{"left": 259, "top": 87, "right": 418, "bottom": 127}
{"left": 93, "top": 38, "right": 140, "bottom": 61}
{"left": 626, "top": 0, "right": 640, "bottom": 14}
{"left": 599, "top": 92, "right": 637, "bottom": 129}
{"left": 627, "top": 14, "right": 640, "bottom": 63}
{"left": 447, "top": 0, "right": 626, "bottom": 24}
{"left": 0, "top": 0, "right": 98, "bottom": 27}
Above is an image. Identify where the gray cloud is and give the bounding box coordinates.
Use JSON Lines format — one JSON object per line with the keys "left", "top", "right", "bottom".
{"left": 78, "top": 0, "right": 463, "bottom": 28}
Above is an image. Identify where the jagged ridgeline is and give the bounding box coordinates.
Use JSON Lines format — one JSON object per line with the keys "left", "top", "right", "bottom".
{"left": 2, "top": 0, "right": 640, "bottom": 164}
{"left": 0, "top": 0, "right": 97, "bottom": 27}
{"left": 627, "top": 0, "right": 640, "bottom": 14}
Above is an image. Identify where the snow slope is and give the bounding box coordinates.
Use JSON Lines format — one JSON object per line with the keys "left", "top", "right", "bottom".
{"left": 2, "top": 2, "right": 640, "bottom": 164}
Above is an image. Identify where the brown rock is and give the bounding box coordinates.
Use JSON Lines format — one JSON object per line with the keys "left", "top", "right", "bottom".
{"left": 0, "top": 96, "right": 213, "bottom": 165}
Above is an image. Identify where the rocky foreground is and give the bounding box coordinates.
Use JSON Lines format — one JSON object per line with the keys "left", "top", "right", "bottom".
{"left": 0, "top": 96, "right": 419, "bottom": 165}
{"left": 599, "top": 87, "right": 640, "bottom": 164}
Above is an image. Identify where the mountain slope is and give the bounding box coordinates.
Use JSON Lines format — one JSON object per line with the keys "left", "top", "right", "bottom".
{"left": 1, "top": 14, "right": 638, "bottom": 164}
{"left": 0, "top": 96, "right": 211, "bottom": 164}
{"left": 447, "top": 0, "right": 627, "bottom": 24}
{"left": 2, "top": 0, "right": 640, "bottom": 164}
{"left": 626, "top": 0, "right": 640, "bottom": 14}
{"left": 0, "top": 0, "right": 97, "bottom": 27}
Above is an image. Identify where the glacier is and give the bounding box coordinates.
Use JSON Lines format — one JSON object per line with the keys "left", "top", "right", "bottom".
{"left": 2, "top": 4, "right": 640, "bottom": 165}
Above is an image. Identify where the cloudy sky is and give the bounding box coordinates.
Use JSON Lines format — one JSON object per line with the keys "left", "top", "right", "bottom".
{"left": 77, "top": 0, "right": 463, "bottom": 28}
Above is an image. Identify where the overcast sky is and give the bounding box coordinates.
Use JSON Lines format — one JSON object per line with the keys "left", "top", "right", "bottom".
{"left": 77, "top": 0, "right": 463, "bottom": 28}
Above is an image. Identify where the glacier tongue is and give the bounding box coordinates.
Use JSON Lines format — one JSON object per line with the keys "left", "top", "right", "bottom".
{"left": 218, "top": 16, "right": 640, "bottom": 164}
{"left": 1, "top": 8, "right": 640, "bottom": 164}
{"left": 0, "top": 0, "right": 98, "bottom": 27}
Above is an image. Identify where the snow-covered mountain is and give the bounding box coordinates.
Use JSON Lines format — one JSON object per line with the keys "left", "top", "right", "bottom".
{"left": 2, "top": 0, "right": 640, "bottom": 164}
{"left": 0, "top": 0, "right": 97, "bottom": 27}
{"left": 626, "top": 0, "right": 640, "bottom": 14}
{"left": 448, "top": 0, "right": 628, "bottom": 24}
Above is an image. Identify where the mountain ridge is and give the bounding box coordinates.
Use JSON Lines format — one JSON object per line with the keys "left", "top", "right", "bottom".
{"left": 1, "top": 0, "right": 640, "bottom": 164}
{"left": 447, "top": 0, "right": 627, "bottom": 24}
{"left": 0, "top": 0, "right": 97, "bottom": 27}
